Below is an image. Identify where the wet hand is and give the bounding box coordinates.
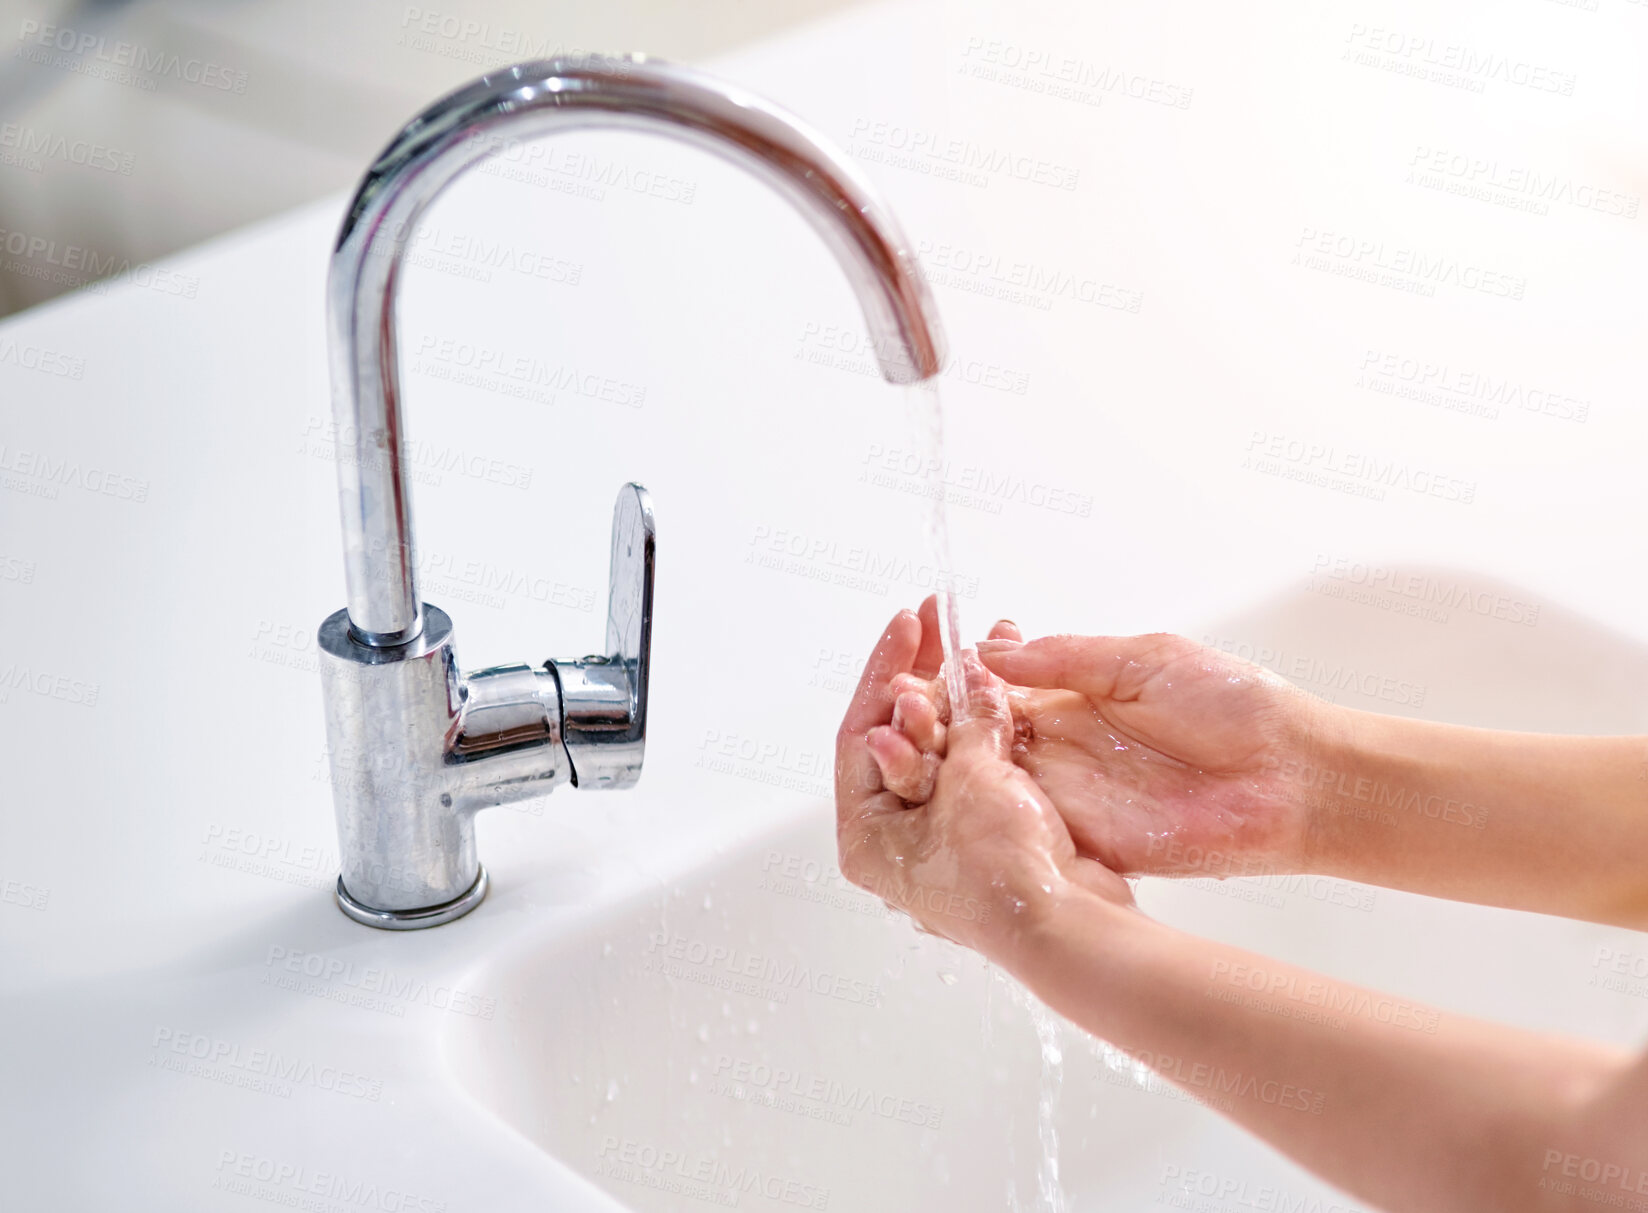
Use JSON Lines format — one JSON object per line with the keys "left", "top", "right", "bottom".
{"left": 879, "top": 604, "right": 1329, "bottom": 879}
{"left": 834, "top": 608, "right": 1132, "bottom": 963}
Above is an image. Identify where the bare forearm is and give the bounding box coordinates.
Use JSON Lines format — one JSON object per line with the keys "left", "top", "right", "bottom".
{"left": 1007, "top": 888, "right": 1632, "bottom": 1213}
{"left": 1294, "top": 709, "right": 1648, "bottom": 927}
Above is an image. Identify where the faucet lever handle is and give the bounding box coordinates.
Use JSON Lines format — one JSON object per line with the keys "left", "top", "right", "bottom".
{"left": 549, "top": 483, "right": 655, "bottom": 789}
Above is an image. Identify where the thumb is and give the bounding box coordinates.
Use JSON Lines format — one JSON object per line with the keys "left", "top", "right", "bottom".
{"left": 977, "top": 633, "right": 1186, "bottom": 703}
{"left": 945, "top": 650, "right": 1012, "bottom": 761}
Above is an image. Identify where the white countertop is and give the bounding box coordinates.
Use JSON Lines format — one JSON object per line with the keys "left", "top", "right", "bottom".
{"left": 4, "top": 0, "right": 1647, "bottom": 1205}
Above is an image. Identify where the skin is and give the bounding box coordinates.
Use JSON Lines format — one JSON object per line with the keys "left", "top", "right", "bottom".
{"left": 874, "top": 598, "right": 1648, "bottom": 929}
{"left": 871, "top": 600, "right": 1323, "bottom": 880}
{"left": 835, "top": 599, "right": 1648, "bottom": 1213}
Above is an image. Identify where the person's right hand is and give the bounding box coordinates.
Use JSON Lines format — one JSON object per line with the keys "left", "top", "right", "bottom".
{"left": 874, "top": 615, "right": 1335, "bottom": 880}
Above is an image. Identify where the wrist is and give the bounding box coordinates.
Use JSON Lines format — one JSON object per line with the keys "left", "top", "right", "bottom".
{"left": 1274, "top": 694, "right": 1364, "bottom": 874}
{"left": 1286, "top": 698, "right": 1408, "bottom": 875}
{"left": 988, "top": 874, "right": 1149, "bottom": 989}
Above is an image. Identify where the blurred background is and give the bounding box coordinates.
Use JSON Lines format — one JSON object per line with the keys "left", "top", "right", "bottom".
{"left": 0, "top": 0, "right": 858, "bottom": 316}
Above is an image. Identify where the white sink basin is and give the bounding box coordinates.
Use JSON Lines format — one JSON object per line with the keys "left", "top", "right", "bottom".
{"left": 447, "top": 806, "right": 1356, "bottom": 1211}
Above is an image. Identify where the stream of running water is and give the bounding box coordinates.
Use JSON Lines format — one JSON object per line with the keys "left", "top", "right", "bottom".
{"left": 903, "top": 380, "right": 969, "bottom": 717}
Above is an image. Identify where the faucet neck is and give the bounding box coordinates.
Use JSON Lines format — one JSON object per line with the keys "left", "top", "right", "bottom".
{"left": 325, "top": 55, "right": 945, "bottom": 644}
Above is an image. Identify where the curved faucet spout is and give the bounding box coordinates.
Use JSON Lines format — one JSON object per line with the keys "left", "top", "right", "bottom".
{"left": 327, "top": 55, "right": 948, "bottom": 645}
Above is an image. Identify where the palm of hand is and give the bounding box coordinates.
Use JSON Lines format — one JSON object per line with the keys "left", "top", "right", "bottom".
{"left": 1001, "top": 647, "right": 1310, "bottom": 878}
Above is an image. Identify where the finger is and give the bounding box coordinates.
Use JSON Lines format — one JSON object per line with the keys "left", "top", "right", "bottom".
{"left": 888, "top": 671, "right": 941, "bottom": 709}
{"left": 890, "top": 665, "right": 950, "bottom": 724}
{"left": 893, "top": 689, "right": 947, "bottom": 756}
{"left": 988, "top": 618, "right": 1023, "bottom": 642}
{"left": 976, "top": 632, "right": 1193, "bottom": 704}
{"left": 913, "top": 594, "right": 944, "bottom": 679}
{"left": 945, "top": 650, "right": 1013, "bottom": 761}
{"left": 867, "top": 725, "right": 939, "bottom": 803}
{"left": 836, "top": 610, "right": 922, "bottom": 826}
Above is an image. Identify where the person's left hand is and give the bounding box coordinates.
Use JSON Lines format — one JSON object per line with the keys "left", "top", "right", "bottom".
{"left": 834, "top": 607, "right": 1132, "bottom": 963}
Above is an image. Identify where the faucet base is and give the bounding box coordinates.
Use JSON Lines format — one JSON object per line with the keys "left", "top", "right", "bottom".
{"left": 334, "top": 865, "right": 489, "bottom": 930}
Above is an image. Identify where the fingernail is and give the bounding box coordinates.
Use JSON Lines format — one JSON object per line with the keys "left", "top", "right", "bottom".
{"left": 976, "top": 638, "right": 1023, "bottom": 654}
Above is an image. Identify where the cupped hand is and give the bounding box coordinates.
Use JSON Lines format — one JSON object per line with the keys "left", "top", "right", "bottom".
{"left": 834, "top": 608, "right": 1131, "bottom": 964}
{"left": 983, "top": 630, "right": 1329, "bottom": 877}
{"left": 875, "top": 600, "right": 1331, "bottom": 879}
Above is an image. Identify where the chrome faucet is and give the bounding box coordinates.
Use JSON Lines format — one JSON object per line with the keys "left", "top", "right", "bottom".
{"left": 317, "top": 55, "right": 946, "bottom": 928}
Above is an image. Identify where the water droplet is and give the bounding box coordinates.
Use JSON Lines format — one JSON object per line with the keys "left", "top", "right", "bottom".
{"left": 937, "top": 970, "right": 958, "bottom": 986}
{"left": 605, "top": 1078, "right": 620, "bottom": 1102}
